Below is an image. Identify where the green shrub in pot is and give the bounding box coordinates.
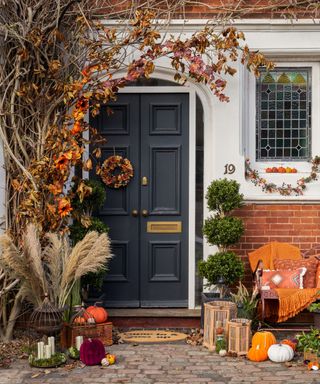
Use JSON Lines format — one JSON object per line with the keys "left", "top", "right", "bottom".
{"left": 199, "top": 178, "right": 245, "bottom": 298}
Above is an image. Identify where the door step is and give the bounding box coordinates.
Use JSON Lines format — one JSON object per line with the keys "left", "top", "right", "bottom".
{"left": 108, "top": 308, "right": 200, "bottom": 328}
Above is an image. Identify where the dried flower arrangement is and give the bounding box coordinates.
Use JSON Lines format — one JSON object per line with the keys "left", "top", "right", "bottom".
{"left": 0, "top": 224, "right": 112, "bottom": 308}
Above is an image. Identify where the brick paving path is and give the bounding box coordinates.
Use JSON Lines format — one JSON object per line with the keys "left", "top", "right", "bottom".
{"left": 1, "top": 343, "right": 319, "bottom": 384}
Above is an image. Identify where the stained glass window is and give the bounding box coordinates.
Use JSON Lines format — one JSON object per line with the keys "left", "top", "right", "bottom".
{"left": 256, "top": 68, "right": 311, "bottom": 161}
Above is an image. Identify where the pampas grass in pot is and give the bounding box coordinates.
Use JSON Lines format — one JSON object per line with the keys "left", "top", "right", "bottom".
{"left": 0, "top": 224, "right": 112, "bottom": 308}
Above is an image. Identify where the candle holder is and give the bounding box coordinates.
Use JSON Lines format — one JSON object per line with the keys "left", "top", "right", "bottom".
{"left": 29, "top": 352, "right": 67, "bottom": 368}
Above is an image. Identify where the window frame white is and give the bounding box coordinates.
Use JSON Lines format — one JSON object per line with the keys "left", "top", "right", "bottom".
{"left": 247, "top": 61, "right": 320, "bottom": 176}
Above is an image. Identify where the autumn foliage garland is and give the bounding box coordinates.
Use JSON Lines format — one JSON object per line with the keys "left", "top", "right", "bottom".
{"left": 245, "top": 157, "right": 320, "bottom": 196}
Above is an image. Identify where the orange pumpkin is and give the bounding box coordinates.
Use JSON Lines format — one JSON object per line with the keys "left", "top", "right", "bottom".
{"left": 281, "top": 339, "right": 296, "bottom": 351}
{"left": 85, "top": 304, "right": 108, "bottom": 323}
{"left": 252, "top": 331, "right": 276, "bottom": 351}
{"left": 74, "top": 316, "right": 86, "bottom": 324}
{"left": 247, "top": 345, "right": 268, "bottom": 362}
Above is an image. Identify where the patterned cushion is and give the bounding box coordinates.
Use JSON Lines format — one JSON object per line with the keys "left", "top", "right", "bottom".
{"left": 274, "top": 257, "right": 319, "bottom": 288}
{"left": 261, "top": 268, "right": 306, "bottom": 289}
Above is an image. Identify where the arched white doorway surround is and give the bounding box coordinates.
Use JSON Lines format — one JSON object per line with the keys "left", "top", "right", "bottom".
{"left": 84, "top": 68, "right": 215, "bottom": 309}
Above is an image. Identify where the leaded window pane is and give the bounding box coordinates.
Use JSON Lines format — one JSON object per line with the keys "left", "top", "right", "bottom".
{"left": 256, "top": 68, "right": 311, "bottom": 161}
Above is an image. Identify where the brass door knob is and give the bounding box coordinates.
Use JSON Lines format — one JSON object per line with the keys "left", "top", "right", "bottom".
{"left": 131, "top": 209, "right": 139, "bottom": 217}
{"left": 141, "top": 209, "right": 149, "bottom": 217}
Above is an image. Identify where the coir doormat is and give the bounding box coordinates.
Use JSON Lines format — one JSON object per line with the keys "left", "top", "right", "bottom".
{"left": 119, "top": 330, "right": 187, "bottom": 343}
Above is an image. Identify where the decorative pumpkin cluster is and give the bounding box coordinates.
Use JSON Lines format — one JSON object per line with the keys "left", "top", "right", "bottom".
{"left": 245, "top": 157, "right": 320, "bottom": 196}
{"left": 78, "top": 338, "right": 116, "bottom": 367}
{"left": 247, "top": 331, "right": 296, "bottom": 363}
{"left": 72, "top": 304, "right": 108, "bottom": 326}
{"left": 265, "top": 166, "right": 297, "bottom": 173}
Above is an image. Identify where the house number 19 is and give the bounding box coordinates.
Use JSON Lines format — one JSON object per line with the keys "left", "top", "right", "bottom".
{"left": 224, "top": 163, "right": 236, "bottom": 175}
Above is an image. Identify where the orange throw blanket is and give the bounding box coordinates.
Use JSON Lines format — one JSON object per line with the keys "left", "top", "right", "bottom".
{"left": 248, "top": 241, "right": 301, "bottom": 271}
{"left": 265, "top": 288, "right": 320, "bottom": 323}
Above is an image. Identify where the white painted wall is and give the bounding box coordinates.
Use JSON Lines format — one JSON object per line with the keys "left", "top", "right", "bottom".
{"left": 164, "top": 20, "right": 320, "bottom": 201}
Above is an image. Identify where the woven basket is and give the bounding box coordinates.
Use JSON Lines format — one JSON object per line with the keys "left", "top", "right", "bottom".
{"left": 203, "top": 301, "right": 237, "bottom": 351}
{"left": 60, "top": 322, "right": 113, "bottom": 349}
{"left": 228, "top": 318, "right": 252, "bottom": 356}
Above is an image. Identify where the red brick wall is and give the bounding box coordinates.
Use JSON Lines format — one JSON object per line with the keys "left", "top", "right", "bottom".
{"left": 100, "top": 1, "right": 319, "bottom": 19}
{"left": 232, "top": 203, "right": 320, "bottom": 285}
{"left": 182, "top": 1, "right": 319, "bottom": 19}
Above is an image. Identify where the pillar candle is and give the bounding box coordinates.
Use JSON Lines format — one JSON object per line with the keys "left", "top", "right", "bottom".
{"left": 45, "top": 344, "right": 51, "bottom": 359}
{"left": 75, "top": 335, "right": 83, "bottom": 351}
{"left": 37, "top": 341, "right": 44, "bottom": 359}
{"left": 49, "top": 336, "right": 55, "bottom": 355}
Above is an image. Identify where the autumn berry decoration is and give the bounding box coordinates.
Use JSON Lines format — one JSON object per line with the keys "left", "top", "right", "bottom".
{"left": 85, "top": 303, "right": 108, "bottom": 324}
{"left": 247, "top": 345, "right": 268, "bottom": 362}
{"left": 100, "top": 155, "right": 134, "bottom": 189}
{"left": 267, "top": 344, "right": 294, "bottom": 363}
{"left": 80, "top": 338, "right": 106, "bottom": 366}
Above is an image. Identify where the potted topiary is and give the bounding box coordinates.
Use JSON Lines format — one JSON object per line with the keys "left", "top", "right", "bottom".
{"left": 198, "top": 178, "right": 245, "bottom": 326}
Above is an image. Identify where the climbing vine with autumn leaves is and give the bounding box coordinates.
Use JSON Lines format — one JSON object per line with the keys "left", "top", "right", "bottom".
{"left": 0, "top": 0, "right": 277, "bottom": 243}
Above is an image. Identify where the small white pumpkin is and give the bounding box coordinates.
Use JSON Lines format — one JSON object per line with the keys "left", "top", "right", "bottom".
{"left": 219, "top": 349, "right": 227, "bottom": 357}
{"left": 101, "top": 357, "right": 110, "bottom": 366}
{"left": 267, "top": 344, "right": 294, "bottom": 363}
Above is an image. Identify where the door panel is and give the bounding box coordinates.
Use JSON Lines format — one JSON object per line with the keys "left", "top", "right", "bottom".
{"left": 150, "top": 146, "right": 181, "bottom": 214}
{"left": 90, "top": 94, "right": 140, "bottom": 307}
{"left": 140, "top": 94, "right": 189, "bottom": 307}
{"left": 90, "top": 92, "right": 189, "bottom": 307}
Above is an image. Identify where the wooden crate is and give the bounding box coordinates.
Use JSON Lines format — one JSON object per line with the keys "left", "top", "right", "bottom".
{"left": 60, "top": 322, "right": 113, "bottom": 349}
{"left": 203, "top": 301, "right": 237, "bottom": 351}
{"left": 228, "top": 318, "right": 251, "bottom": 356}
{"left": 304, "top": 350, "right": 320, "bottom": 363}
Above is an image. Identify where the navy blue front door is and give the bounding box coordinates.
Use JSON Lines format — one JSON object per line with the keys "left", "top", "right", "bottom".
{"left": 90, "top": 93, "right": 189, "bottom": 307}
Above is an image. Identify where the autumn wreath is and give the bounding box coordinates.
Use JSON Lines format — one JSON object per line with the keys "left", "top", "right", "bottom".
{"left": 101, "top": 155, "right": 134, "bottom": 188}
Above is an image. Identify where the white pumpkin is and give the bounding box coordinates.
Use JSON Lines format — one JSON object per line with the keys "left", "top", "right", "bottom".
{"left": 267, "top": 344, "right": 294, "bottom": 363}
{"left": 219, "top": 349, "right": 227, "bottom": 357}
{"left": 101, "top": 357, "right": 110, "bottom": 366}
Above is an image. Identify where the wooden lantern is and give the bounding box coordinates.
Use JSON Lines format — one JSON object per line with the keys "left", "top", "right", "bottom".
{"left": 203, "top": 301, "right": 237, "bottom": 351}
{"left": 228, "top": 318, "right": 252, "bottom": 356}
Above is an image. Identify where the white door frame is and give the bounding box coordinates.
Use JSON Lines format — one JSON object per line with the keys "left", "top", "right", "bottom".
{"left": 83, "top": 70, "right": 215, "bottom": 309}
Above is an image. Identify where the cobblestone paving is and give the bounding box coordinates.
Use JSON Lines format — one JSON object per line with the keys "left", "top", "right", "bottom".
{"left": 1, "top": 343, "right": 320, "bottom": 384}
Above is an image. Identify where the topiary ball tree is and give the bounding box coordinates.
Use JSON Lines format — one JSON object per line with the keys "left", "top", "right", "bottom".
{"left": 206, "top": 178, "right": 243, "bottom": 215}
{"left": 200, "top": 178, "right": 245, "bottom": 295}
{"left": 203, "top": 216, "right": 244, "bottom": 251}
{"left": 198, "top": 251, "right": 244, "bottom": 287}
{"left": 203, "top": 178, "right": 244, "bottom": 252}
